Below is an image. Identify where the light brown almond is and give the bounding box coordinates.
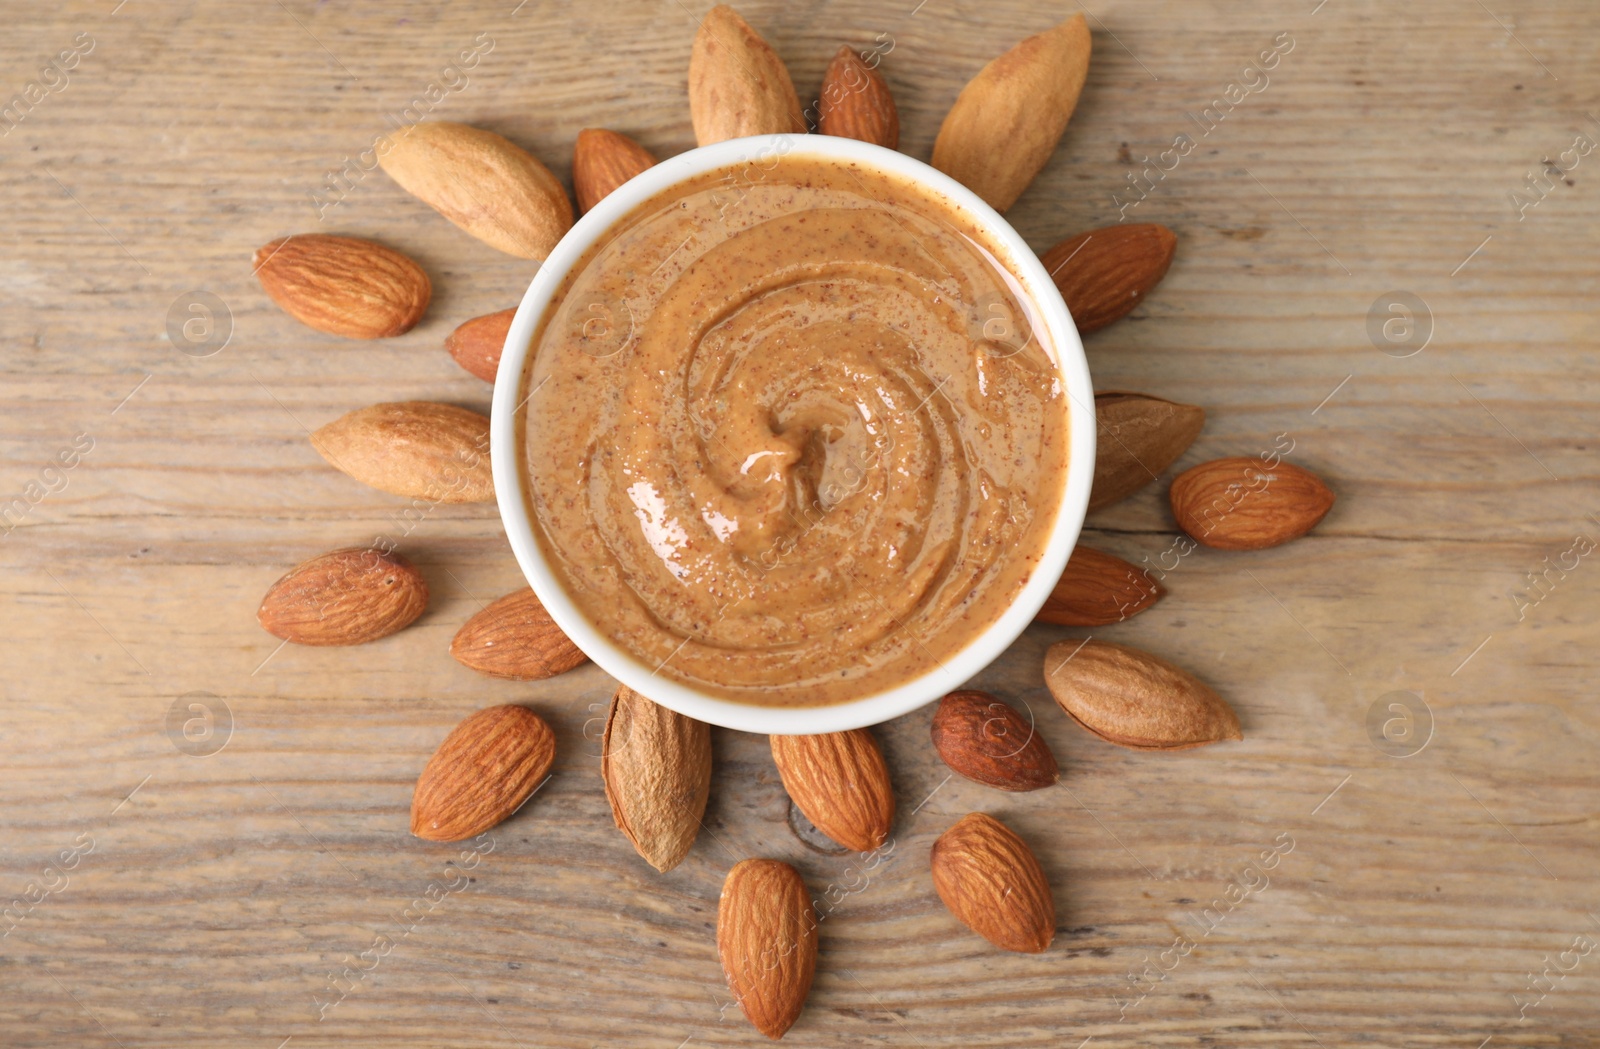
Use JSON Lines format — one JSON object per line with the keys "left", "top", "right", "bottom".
{"left": 930, "top": 691, "right": 1058, "bottom": 792}
{"left": 1035, "top": 545, "right": 1165, "bottom": 626}
{"left": 450, "top": 587, "right": 586, "bottom": 681}
{"left": 573, "top": 128, "right": 658, "bottom": 214}
{"left": 253, "top": 234, "right": 430, "bottom": 339}
{"left": 445, "top": 308, "right": 516, "bottom": 383}
{"left": 1169, "top": 457, "right": 1336, "bottom": 550}
{"left": 931, "top": 15, "right": 1091, "bottom": 212}
{"left": 310, "top": 401, "right": 493, "bottom": 503}
{"left": 1042, "top": 224, "right": 1178, "bottom": 334}
{"left": 602, "top": 686, "right": 712, "bottom": 873}
{"left": 817, "top": 45, "right": 898, "bottom": 148}
{"left": 769, "top": 729, "right": 893, "bottom": 853}
{"left": 257, "top": 547, "right": 427, "bottom": 646}
{"left": 410, "top": 705, "right": 556, "bottom": 842}
{"left": 1044, "top": 639, "right": 1242, "bottom": 750}
{"left": 930, "top": 812, "right": 1054, "bottom": 953}
{"left": 379, "top": 121, "right": 573, "bottom": 260}
{"left": 1091, "top": 391, "right": 1206, "bottom": 512}
{"left": 689, "top": 5, "right": 805, "bottom": 146}
{"left": 717, "top": 858, "right": 817, "bottom": 1039}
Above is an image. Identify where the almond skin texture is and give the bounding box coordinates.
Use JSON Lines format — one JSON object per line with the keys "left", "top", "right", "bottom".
{"left": 1042, "top": 224, "right": 1178, "bottom": 334}
{"left": 931, "top": 15, "right": 1091, "bottom": 212}
{"left": 931, "top": 691, "right": 1058, "bottom": 792}
{"left": 930, "top": 812, "right": 1055, "bottom": 953}
{"left": 602, "top": 686, "right": 712, "bottom": 872}
{"left": 1045, "top": 639, "right": 1242, "bottom": 750}
{"left": 253, "top": 234, "right": 430, "bottom": 339}
{"left": 410, "top": 705, "right": 555, "bottom": 842}
{"left": 379, "top": 121, "right": 573, "bottom": 260}
{"left": 717, "top": 858, "right": 817, "bottom": 1039}
{"left": 450, "top": 588, "right": 587, "bottom": 681}
{"left": 257, "top": 547, "right": 427, "bottom": 646}
{"left": 311, "top": 401, "right": 493, "bottom": 503}
{"left": 1170, "top": 457, "right": 1336, "bottom": 550}
{"left": 1036, "top": 545, "right": 1166, "bottom": 626}
{"left": 445, "top": 308, "right": 516, "bottom": 383}
{"left": 769, "top": 730, "right": 893, "bottom": 853}
{"left": 817, "top": 45, "right": 898, "bottom": 148}
{"left": 1091, "top": 391, "right": 1206, "bottom": 512}
{"left": 573, "top": 128, "right": 658, "bottom": 214}
{"left": 689, "top": 5, "right": 806, "bottom": 146}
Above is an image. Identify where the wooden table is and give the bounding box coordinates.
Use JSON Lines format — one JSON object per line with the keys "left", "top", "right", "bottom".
{"left": 3, "top": 1, "right": 1597, "bottom": 1045}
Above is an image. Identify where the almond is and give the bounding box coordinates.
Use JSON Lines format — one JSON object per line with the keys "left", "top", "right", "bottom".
{"left": 253, "top": 234, "right": 430, "bottom": 339}
{"left": 1044, "top": 639, "right": 1242, "bottom": 750}
{"left": 1169, "top": 457, "right": 1336, "bottom": 550}
{"left": 817, "top": 45, "right": 898, "bottom": 148}
{"left": 1091, "top": 391, "right": 1206, "bottom": 512}
{"left": 445, "top": 308, "right": 516, "bottom": 383}
{"left": 689, "top": 5, "right": 805, "bottom": 146}
{"left": 1036, "top": 545, "right": 1165, "bottom": 626}
{"left": 930, "top": 812, "right": 1054, "bottom": 953}
{"left": 410, "top": 705, "right": 555, "bottom": 842}
{"left": 378, "top": 121, "right": 573, "bottom": 260}
{"left": 930, "top": 691, "right": 1058, "bottom": 792}
{"left": 257, "top": 547, "right": 427, "bottom": 646}
{"left": 769, "top": 729, "right": 894, "bottom": 853}
{"left": 717, "top": 858, "right": 817, "bottom": 1039}
{"left": 930, "top": 15, "right": 1091, "bottom": 212}
{"left": 310, "top": 401, "right": 493, "bottom": 503}
{"left": 450, "top": 587, "right": 587, "bottom": 681}
{"left": 1042, "top": 224, "right": 1177, "bottom": 334}
{"left": 573, "top": 129, "right": 658, "bottom": 214}
{"left": 602, "top": 686, "right": 712, "bottom": 873}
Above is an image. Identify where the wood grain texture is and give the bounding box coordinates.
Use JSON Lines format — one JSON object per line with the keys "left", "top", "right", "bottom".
{"left": 1, "top": 1, "right": 1598, "bottom": 1046}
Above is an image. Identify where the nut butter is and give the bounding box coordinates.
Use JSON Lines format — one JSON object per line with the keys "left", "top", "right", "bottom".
{"left": 520, "top": 154, "right": 1068, "bottom": 707}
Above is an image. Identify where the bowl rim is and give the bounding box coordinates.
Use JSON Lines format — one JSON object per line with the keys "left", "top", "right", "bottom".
{"left": 490, "top": 133, "right": 1095, "bottom": 735}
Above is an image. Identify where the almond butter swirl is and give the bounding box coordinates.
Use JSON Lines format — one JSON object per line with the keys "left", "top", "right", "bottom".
{"left": 521, "top": 157, "right": 1068, "bottom": 707}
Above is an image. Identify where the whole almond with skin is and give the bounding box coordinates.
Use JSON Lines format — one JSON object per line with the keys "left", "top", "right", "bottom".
{"left": 410, "top": 705, "right": 555, "bottom": 842}
{"left": 1036, "top": 545, "right": 1165, "bottom": 626}
{"left": 1045, "top": 639, "right": 1242, "bottom": 750}
{"left": 817, "top": 45, "right": 898, "bottom": 148}
{"left": 450, "top": 588, "right": 586, "bottom": 681}
{"left": 1091, "top": 391, "right": 1206, "bottom": 512}
{"left": 257, "top": 547, "right": 427, "bottom": 646}
{"left": 253, "top": 234, "right": 430, "bottom": 339}
{"left": 930, "top": 812, "right": 1055, "bottom": 953}
{"left": 769, "top": 729, "right": 893, "bottom": 853}
{"left": 445, "top": 308, "right": 516, "bottom": 383}
{"left": 931, "top": 15, "right": 1091, "bottom": 212}
{"left": 689, "top": 5, "right": 805, "bottom": 146}
{"left": 311, "top": 401, "right": 493, "bottom": 503}
{"left": 602, "top": 686, "right": 712, "bottom": 872}
{"left": 930, "top": 691, "right": 1058, "bottom": 792}
{"left": 1170, "top": 457, "right": 1336, "bottom": 550}
{"left": 379, "top": 121, "right": 573, "bottom": 260}
{"left": 573, "top": 129, "right": 657, "bottom": 214}
{"left": 1043, "top": 224, "right": 1178, "bottom": 334}
{"left": 717, "top": 858, "right": 817, "bottom": 1039}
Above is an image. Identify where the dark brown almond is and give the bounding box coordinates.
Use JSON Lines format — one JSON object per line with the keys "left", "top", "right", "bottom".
{"left": 445, "top": 308, "right": 517, "bottom": 383}
{"left": 257, "top": 547, "right": 428, "bottom": 646}
{"left": 1091, "top": 391, "right": 1206, "bottom": 512}
{"left": 410, "top": 705, "right": 556, "bottom": 842}
{"left": 930, "top": 690, "right": 1058, "bottom": 791}
{"left": 817, "top": 45, "right": 899, "bottom": 148}
{"left": 253, "top": 234, "right": 430, "bottom": 339}
{"left": 1169, "top": 457, "right": 1336, "bottom": 550}
{"left": 1041, "top": 223, "right": 1177, "bottom": 334}
{"left": 450, "top": 587, "right": 587, "bottom": 681}
{"left": 573, "top": 129, "right": 658, "bottom": 214}
{"left": 1035, "top": 545, "right": 1165, "bottom": 626}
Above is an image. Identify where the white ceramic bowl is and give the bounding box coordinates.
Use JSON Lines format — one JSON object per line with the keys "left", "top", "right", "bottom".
{"left": 492, "top": 134, "right": 1095, "bottom": 735}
